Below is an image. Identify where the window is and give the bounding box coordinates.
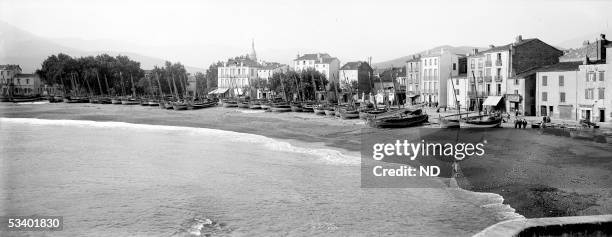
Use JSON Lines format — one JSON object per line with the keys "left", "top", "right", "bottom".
{"left": 558, "top": 75, "right": 564, "bottom": 86}
{"left": 497, "top": 53, "right": 502, "bottom": 61}
{"left": 433, "top": 69, "right": 437, "bottom": 79}
{"left": 585, "top": 89, "right": 594, "bottom": 99}
{"left": 542, "top": 76, "right": 547, "bottom": 86}
{"left": 470, "top": 59, "right": 475, "bottom": 69}
{"left": 542, "top": 92, "right": 548, "bottom": 101}
{"left": 514, "top": 90, "right": 518, "bottom": 94}
{"left": 560, "top": 92, "right": 566, "bottom": 102}
{"left": 486, "top": 84, "right": 491, "bottom": 95}
{"left": 514, "top": 79, "right": 519, "bottom": 85}
{"left": 588, "top": 72, "right": 596, "bottom": 81}
{"left": 26, "top": 79, "right": 29, "bottom": 84}
{"left": 599, "top": 88, "right": 605, "bottom": 99}
{"left": 434, "top": 59, "right": 437, "bottom": 65}
{"left": 496, "top": 84, "right": 501, "bottom": 95}
{"left": 599, "top": 71, "right": 605, "bottom": 81}
{"left": 496, "top": 68, "right": 501, "bottom": 77}
{"left": 455, "top": 89, "right": 460, "bottom": 95}
{"left": 453, "top": 63, "right": 457, "bottom": 70}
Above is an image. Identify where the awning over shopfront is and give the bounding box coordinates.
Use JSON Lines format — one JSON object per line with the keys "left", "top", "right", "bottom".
{"left": 483, "top": 96, "right": 503, "bottom": 106}
{"left": 208, "top": 88, "right": 229, "bottom": 95}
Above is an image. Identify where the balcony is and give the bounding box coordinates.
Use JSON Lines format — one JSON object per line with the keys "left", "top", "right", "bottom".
{"left": 494, "top": 75, "right": 503, "bottom": 82}
{"left": 484, "top": 76, "right": 492, "bottom": 82}
{"left": 485, "top": 60, "right": 492, "bottom": 67}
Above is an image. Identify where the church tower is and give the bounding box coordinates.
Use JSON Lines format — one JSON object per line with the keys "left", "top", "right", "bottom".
{"left": 248, "top": 39, "right": 257, "bottom": 61}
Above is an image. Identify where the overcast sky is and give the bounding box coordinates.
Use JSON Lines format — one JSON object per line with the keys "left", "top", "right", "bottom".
{"left": 2, "top": 0, "right": 611, "bottom": 68}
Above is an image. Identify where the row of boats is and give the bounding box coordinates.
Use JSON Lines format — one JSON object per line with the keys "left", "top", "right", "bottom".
{"left": 219, "top": 98, "right": 503, "bottom": 129}
{"left": 46, "top": 95, "right": 218, "bottom": 110}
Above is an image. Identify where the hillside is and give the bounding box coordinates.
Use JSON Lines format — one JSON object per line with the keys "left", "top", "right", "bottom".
{"left": 372, "top": 45, "right": 485, "bottom": 69}
{"left": 0, "top": 21, "right": 205, "bottom": 73}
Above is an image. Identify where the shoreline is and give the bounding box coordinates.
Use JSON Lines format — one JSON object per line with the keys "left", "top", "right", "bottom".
{"left": 1, "top": 103, "right": 611, "bottom": 223}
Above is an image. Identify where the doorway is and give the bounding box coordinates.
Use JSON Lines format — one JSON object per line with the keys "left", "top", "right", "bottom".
{"left": 600, "top": 109, "right": 605, "bottom": 122}
{"left": 540, "top": 106, "right": 547, "bottom": 116}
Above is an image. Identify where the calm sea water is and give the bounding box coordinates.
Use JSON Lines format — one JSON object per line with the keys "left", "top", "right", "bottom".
{"left": 0, "top": 118, "right": 520, "bottom": 236}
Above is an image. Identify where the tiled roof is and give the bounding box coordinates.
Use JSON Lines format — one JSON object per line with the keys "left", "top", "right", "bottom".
{"left": 225, "top": 57, "right": 261, "bottom": 67}
{"left": 559, "top": 43, "right": 600, "bottom": 62}
{"left": 295, "top": 53, "right": 331, "bottom": 61}
{"left": 0, "top": 64, "right": 22, "bottom": 70}
{"left": 340, "top": 62, "right": 361, "bottom": 70}
{"left": 319, "top": 57, "right": 338, "bottom": 64}
{"left": 406, "top": 57, "right": 421, "bottom": 63}
{"left": 479, "top": 38, "right": 537, "bottom": 54}
{"left": 536, "top": 62, "right": 582, "bottom": 73}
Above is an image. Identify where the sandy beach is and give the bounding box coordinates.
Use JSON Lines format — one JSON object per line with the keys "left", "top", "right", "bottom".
{"left": 1, "top": 102, "right": 611, "bottom": 221}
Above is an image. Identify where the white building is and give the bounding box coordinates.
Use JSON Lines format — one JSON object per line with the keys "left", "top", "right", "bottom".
{"left": 257, "top": 63, "right": 289, "bottom": 80}
{"left": 420, "top": 49, "right": 463, "bottom": 107}
{"left": 446, "top": 76, "right": 470, "bottom": 109}
{"left": 293, "top": 53, "right": 340, "bottom": 83}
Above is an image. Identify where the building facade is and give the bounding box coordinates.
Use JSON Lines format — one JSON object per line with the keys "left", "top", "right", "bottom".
{"left": 406, "top": 55, "right": 421, "bottom": 104}
{"left": 338, "top": 61, "right": 374, "bottom": 94}
{"left": 1, "top": 64, "right": 45, "bottom": 96}
{"left": 293, "top": 53, "right": 340, "bottom": 84}
{"left": 420, "top": 49, "right": 463, "bottom": 107}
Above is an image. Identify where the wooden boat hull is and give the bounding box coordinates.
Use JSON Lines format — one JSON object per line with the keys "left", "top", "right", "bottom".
{"left": 314, "top": 109, "right": 326, "bottom": 115}
{"left": 324, "top": 110, "right": 335, "bottom": 116}
{"left": 147, "top": 101, "right": 159, "bottom": 106}
{"left": 290, "top": 105, "right": 303, "bottom": 112}
{"left": 172, "top": 103, "right": 188, "bottom": 110}
{"left": 12, "top": 97, "right": 40, "bottom": 103}
{"left": 368, "top": 114, "right": 428, "bottom": 128}
{"left": 249, "top": 104, "right": 262, "bottom": 109}
{"left": 223, "top": 102, "right": 238, "bottom": 108}
{"left": 341, "top": 111, "right": 360, "bottom": 119}
{"left": 121, "top": 100, "right": 139, "bottom": 105}
{"left": 111, "top": 99, "right": 122, "bottom": 104}
{"left": 459, "top": 118, "right": 502, "bottom": 128}
{"left": 237, "top": 102, "right": 250, "bottom": 108}
{"left": 440, "top": 118, "right": 460, "bottom": 128}
{"left": 270, "top": 106, "right": 291, "bottom": 112}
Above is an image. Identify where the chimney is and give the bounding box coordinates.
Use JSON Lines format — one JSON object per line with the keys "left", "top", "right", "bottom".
{"left": 472, "top": 48, "right": 479, "bottom": 55}
{"left": 601, "top": 34, "right": 606, "bottom": 40}
{"left": 489, "top": 45, "right": 495, "bottom": 49}
{"left": 515, "top": 35, "right": 523, "bottom": 43}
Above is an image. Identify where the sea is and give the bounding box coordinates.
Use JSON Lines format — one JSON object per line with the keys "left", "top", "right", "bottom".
{"left": 0, "top": 118, "right": 521, "bottom": 236}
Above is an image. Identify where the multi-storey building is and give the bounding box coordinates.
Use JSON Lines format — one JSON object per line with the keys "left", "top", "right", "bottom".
{"left": 1, "top": 64, "right": 45, "bottom": 97}
{"left": 338, "top": 61, "right": 374, "bottom": 94}
{"left": 293, "top": 53, "right": 340, "bottom": 84}
{"left": 419, "top": 49, "right": 464, "bottom": 107}
{"left": 257, "top": 62, "right": 288, "bottom": 80}
{"left": 535, "top": 34, "right": 611, "bottom": 123}
{"left": 405, "top": 55, "right": 421, "bottom": 104}
{"left": 467, "top": 36, "right": 563, "bottom": 114}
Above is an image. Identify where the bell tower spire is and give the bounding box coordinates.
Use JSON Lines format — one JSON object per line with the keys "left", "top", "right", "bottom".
{"left": 249, "top": 38, "right": 257, "bottom": 61}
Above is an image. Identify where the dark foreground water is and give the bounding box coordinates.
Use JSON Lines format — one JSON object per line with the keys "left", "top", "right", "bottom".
{"left": 0, "top": 118, "right": 520, "bottom": 236}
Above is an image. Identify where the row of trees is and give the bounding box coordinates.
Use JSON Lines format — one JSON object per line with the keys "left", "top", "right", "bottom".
{"left": 37, "top": 53, "right": 144, "bottom": 96}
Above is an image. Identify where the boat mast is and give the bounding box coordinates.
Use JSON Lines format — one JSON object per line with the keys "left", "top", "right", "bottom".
{"left": 130, "top": 74, "right": 136, "bottom": 98}
{"left": 119, "top": 72, "right": 125, "bottom": 97}
{"left": 155, "top": 72, "right": 164, "bottom": 99}
{"left": 83, "top": 72, "right": 93, "bottom": 97}
{"left": 95, "top": 70, "right": 104, "bottom": 96}
{"left": 103, "top": 74, "right": 110, "bottom": 96}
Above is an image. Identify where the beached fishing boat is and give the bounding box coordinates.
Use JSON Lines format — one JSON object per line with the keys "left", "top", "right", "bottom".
{"left": 11, "top": 96, "right": 41, "bottom": 103}
{"left": 222, "top": 99, "right": 238, "bottom": 108}
{"left": 237, "top": 100, "right": 250, "bottom": 108}
{"left": 313, "top": 105, "right": 326, "bottom": 115}
{"left": 147, "top": 100, "right": 159, "bottom": 106}
{"left": 111, "top": 97, "right": 122, "bottom": 104}
{"left": 301, "top": 102, "right": 315, "bottom": 112}
{"left": 121, "top": 98, "right": 140, "bottom": 105}
{"left": 290, "top": 103, "right": 303, "bottom": 112}
{"left": 439, "top": 113, "right": 470, "bottom": 128}
{"left": 367, "top": 109, "right": 428, "bottom": 128}
{"left": 248, "top": 100, "right": 262, "bottom": 109}
{"left": 324, "top": 108, "right": 336, "bottom": 116}
{"left": 63, "top": 96, "right": 88, "bottom": 103}
{"left": 164, "top": 101, "right": 174, "bottom": 109}
{"left": 340, "top": 108, "right": 360, "bottom": 119}
{"left": 459, "top": 115, "right": 502, "bottom": 128}
{"left": 270, "top": 103, "right": 291, "bottom": 112}
{"left": 172, "top": 101, "right": 188, "bottom": 110}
